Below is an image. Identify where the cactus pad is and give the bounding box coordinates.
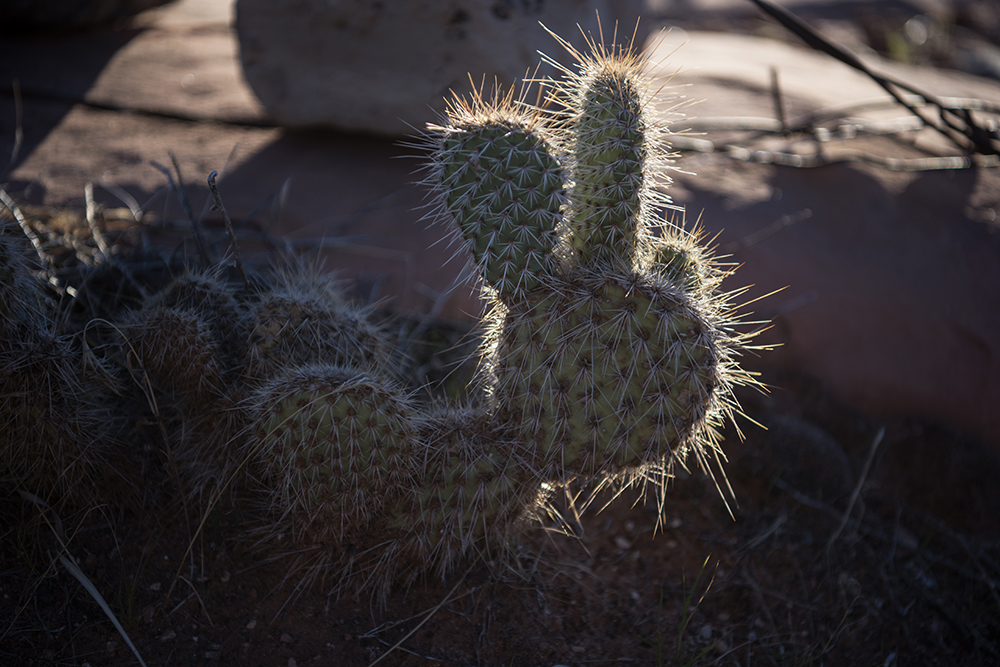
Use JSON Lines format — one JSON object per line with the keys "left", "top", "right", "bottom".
{"left": 391, "top": 406, "right": 539, "bottom": 578}
{"left": 488, "top": 266, "right": 723, "bottom": 481}
{"left": 245, "top": 270, "right": 392, "bottom": 382}
{"left": 427, "top": 88, "right": 569, "bottom": 299}
{"left": 248, "top": 365, "right": 417, "bottom": 546}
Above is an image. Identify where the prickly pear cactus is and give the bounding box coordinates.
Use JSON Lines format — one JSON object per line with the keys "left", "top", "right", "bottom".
{"left": 0, "top": 22, "right": 758, "bottom": 605}
{"left": 426, "top": 29, "right": 752, "bottom": 489}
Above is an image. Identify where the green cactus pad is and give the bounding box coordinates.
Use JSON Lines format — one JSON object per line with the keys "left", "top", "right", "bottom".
{"left": 244, "top": 270, "right": 392, "bottom": 382}
{"left": 487, "top": 265, "right": 723, "bottom": 481}
{"left": 248, "top": 365, "right": 417, "bottom": 546}
{"left": 567, "top": 66, "right": 648, "bottom": 264}
{"left": 147, "top": 268, "right": 246, "bottom": 361}
{"left": 429, "top": 89, "right": 569, "bottom": 299}
{"left": 649, "top": 222, "right": 724, "bottom": 296}
{"left": 120, "top": 306, "right": 224, "bottom": 402}
{"left": 391, "top": 406, "right": 539, "bottom": 578}
{"left": 542, "top": 31, "right": 676, "bottom": 268}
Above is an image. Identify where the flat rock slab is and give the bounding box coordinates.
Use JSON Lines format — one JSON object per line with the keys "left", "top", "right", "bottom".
{"left": 1, "top": 0, "right": 999, "bottom": 451}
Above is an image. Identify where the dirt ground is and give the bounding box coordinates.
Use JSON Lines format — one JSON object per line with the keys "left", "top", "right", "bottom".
{"left": 3, "top": 1, "right": 1000, "bottom": 666}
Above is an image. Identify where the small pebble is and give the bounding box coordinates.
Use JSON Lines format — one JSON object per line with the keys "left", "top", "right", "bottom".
{"left": 624, "top": 520, "right": 636, "bottom": 532}
{"left": 613, "top": 535, "right": 632, "bottom": 550}
{"left": 718, "top": 612, "right": 731, "bottom": 622}
{"left": 288, "top": 659, "right": 297, "bottom": 667}
{"left": 666, "top": 540, "right": 678, "bottom": 549}
{"left": 630, "top": 591, "right": 640, "bottom": 601}
{"left": 570, "top": 646, "right": 585, "bottom": 653}
{"left": 159, "top": 629, "right": 177, "bottom": 642}
{"left": 669, "top": 517, "right": 682, "bottom": 529}
{"left": 148, "top": 582, "right": 161, "bottom": 591}
{"left": 699, "top": 624, "right": 713, "bottom": 640}
{"left": 281, "top": 633, "right": 293, "bottom": 643}
{"left": 205, "top": 651, "right": 219, "bottom": 659}
{"left": 246, "top": 620, "right": 257, "bottom": 630}
{"left": 220, "top": 570, "right": 231, "bottom": 583}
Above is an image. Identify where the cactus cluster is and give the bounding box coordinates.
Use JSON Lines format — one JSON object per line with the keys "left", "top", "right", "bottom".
{"left": 0, "top": 233, "right": 134, "bottom": 508}
{"left": 0, "top": 26, "right": 755, "bottom": 604}
{"left": 424, "top": 29, "right": 751, "bottom": 504}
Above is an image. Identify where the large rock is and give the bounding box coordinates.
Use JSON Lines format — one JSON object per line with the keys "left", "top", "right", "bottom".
{"left": 236, "top": 0, "right": 648, "bottom": 136}
{"left": 0, "top": 0, "right": 174, "bottom": 32}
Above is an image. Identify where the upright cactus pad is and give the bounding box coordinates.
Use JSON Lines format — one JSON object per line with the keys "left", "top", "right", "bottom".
{"left": 425, "top": 86, "right": 569, "bottom": 299}
{"left": 543, "top": 28, "right": 675, "bottom": 267}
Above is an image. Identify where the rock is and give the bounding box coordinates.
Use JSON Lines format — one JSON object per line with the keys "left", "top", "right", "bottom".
{"left": 235, "top": 0, "right": 649, "bottom": 136}
{"left": 0, "top": 0, "right": 173, "bottom": 32}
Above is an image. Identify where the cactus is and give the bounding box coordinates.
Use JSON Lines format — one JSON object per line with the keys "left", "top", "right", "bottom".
{"left": 424, "top": 86, "right": 570, "bottom": 300}
{"left": 119, "top": 305, "right": 225, "bottom": 403}
{"left": 391, "top": 405, "right": 541, "bottom": 580}
{"left": 0, "top": 235, "right": 134, "bottom": 507}
{"left": 0, "top": 23, "right": 759, "bottom": 605}
{"left": 145, "top": 267, "right": 246, "bottom": 364}
{"left": 244, "top": 266, "right": 393, "bottom": 382}
{"left": 426, "top": 28, "right": 754, "bottom": 491}
{"left": 246, "top": 364, "right": 419, "bottom": 547}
